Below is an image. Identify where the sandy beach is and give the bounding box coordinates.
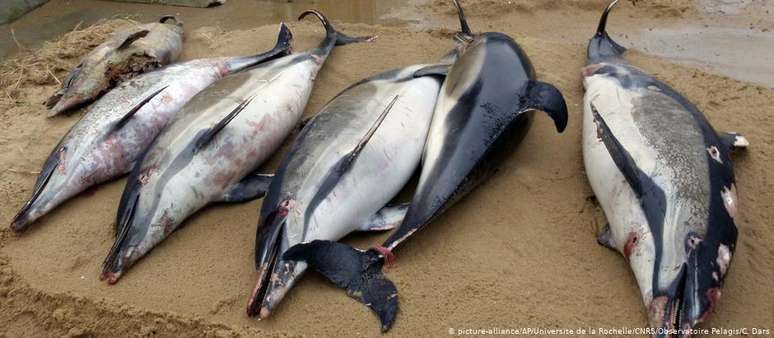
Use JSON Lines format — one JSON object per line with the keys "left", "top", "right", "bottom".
{"left": 1, "top": 0, "right": 772, "bottom": 336}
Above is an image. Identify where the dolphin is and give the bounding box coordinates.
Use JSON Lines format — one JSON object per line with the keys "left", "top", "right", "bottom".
{"left": 10, "top": 24, "right": 293, "bottom": 233}
{"left": 282, "top": 0, "right": 568, "bottom": 331}
{"left": 46, "top": 16, "right": 185, "bottom": 116}
{"left": 581, "top": 1, "right": 746, "bottom": 335}
{"left": 246, "top": 63, "right": 448, "bottom": 319}
{"left": 100, "top": 11, "right": 373, "bottom": 284}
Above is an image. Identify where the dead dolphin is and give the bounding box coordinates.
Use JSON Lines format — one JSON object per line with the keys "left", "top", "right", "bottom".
{"left": 282, "top": 0, "right": 568, "bottom": 331}
{"left": 10, "top": 23, "right": 293, "bottom": 232}
{"left": 582, "top": 0, "right": 746, "bottom": 335}
{"left": 246, "top": 63, "right": 448, "bottom": 319}
{"left": 46, "top": 16, "right": 184, "bottom": 116}
{"left": 100, "top": 11, "right": 372, "bottom": 284}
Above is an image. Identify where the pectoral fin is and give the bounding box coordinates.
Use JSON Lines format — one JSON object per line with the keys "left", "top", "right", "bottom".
{"left": 721, "top": 132, "right": 749, "bottom": 152}
{"left": 359, "top": 203, "right": 409, "bottom": 231}
{"left": 220, "top": 174, "right": 273, "bottom": 203}
{"left": 413, "top": 64, "right": 449, "bottom": 78}
{"left": 118, "top": 30, "right": 150, "bottom": 50}
{"left": 524, "top": 80, "right": 568, "bottom": 132}
{"left": 597, "top": 223, "right": 617, "bottom": 251}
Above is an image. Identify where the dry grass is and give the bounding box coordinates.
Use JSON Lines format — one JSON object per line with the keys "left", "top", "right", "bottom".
{"left": 0, "top": 18, "right": 138, "bottom": 107}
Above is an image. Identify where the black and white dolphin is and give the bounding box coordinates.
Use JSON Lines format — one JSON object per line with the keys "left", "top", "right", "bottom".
{"left": 100, "top": 11, "right": 372, "bottom": 284}
{"left": 582, "top": 1, "right": 747, "bottom": 335}
{"left": 246, "top": 63, "right": 448, "bottom": 319}
{"left": 282, "top": 0, "right": 568, "bottom": 331}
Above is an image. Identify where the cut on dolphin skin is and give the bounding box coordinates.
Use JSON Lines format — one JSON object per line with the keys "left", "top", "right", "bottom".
{"left": 46, "top": 16, "right": 185, "bottom": 117}
{"left": 247, "top": 64, "right": 442, "bottom": 321}
{"left": 282, "top": 0, "right": 569, "bottom": 332}
{"left": 100, "top": 10, "right": 373, "bottom": 285}
{"left": 582, "top": 1, "right": 746, "bottom": 336}
{"left": 10, "top": 23, "right": 293, "bottom": 233}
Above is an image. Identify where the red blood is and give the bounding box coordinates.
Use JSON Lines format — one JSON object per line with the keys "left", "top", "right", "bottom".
{"left": 700, "top": 288, "right": 721, "bottom": 322}
{"left": 624, "top": 232, "right": 639, "bottom": 260}
{"left": 372, "top": 245, "right": 396, "bottom": 270}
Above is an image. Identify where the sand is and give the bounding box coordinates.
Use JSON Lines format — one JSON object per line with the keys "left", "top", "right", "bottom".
{"left": 1, "top": 1, "right": 773, "bottom": 337}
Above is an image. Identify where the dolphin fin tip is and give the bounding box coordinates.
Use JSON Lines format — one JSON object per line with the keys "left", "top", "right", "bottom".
{"left": 284, "top": 240, "right": 399, "bottom": 332}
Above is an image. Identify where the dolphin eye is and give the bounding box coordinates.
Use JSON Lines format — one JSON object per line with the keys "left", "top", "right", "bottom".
{"left": 707, "top": 146, "right": 723, "bottom": 163}
{"left": 687, "top": 235, "right": 703, "bottom": 249}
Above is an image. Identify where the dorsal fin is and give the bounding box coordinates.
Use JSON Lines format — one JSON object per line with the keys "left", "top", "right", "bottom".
{"left": 194, "top": 96, "right": 255, "bottom": 152}
{"left": 302, "top": 95, "right": 400, "bottom": 234}
{"left": 113, "top": 86, "right": 168, "bottom": 131}
{"left": 118, "top": 29, "right": 150, "bottom": 50}
{"left": 341, "top": 94, "right": 399, "bottom": 168}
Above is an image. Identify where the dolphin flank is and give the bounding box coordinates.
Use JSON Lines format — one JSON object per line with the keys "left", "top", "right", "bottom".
{"left": 582, "top": 1, "right": 746, "bottom": 335}
{"left": 282, "top": 0, "right": 569, "bottom": 331}
{"left": 100, "top": 11, "right": 373, "bottom": 284}
{"left": 10, "top": 23, "right": 293, "bottom": 233}
{"left": 246, "top": 63, "right": 446, "bottom": 320}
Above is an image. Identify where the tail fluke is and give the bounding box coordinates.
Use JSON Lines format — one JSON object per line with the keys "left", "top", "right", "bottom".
{"left": 587, "top": 0, "right": 627, "bottom": 62}
{"left": 283, "top": 240, "right": 398, "bottom": 332}
{"left": 596, "top": 0, "right": 619, "bottom": 36}
{"left": 298, "top": 10, "right": 375, "bottom": 47}
{"left": 224, "top": 22, "right": 294, "bottom": 73}
{"left": 451, "top": 0, "right": 473, "bottom": 37}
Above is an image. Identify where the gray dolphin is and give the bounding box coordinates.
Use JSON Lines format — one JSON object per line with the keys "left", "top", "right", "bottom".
{"left": 10, "top": 24, "right": 293, "bottom": 232}
{"left": 582, "top": 1, "right": 746, "bottom": 335}
{"left": 46, "top": 16, "right": 185, "bottom": 116}
{"left": 282, "top": 0, "right": 568, "bottom": 331}
{"left": 101, "top": 11, "right": 372, "bottom": 284}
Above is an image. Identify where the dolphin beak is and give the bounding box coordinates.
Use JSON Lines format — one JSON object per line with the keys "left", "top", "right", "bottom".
{"left": 48, "top": 94, "right": 87, "bottom": 117}
{"left": 246, "top": 261, "right": 275, "bottom": 318}
{"left": 648, "top": 256, "right": 726, "bottom": 337}
{"left": 247, "top": 209, "right": 287, "bottom": 318}
{"left": 10, "top": 192, "right": 48, "bottom": 232}
{"left": 649, "top": 295, "right": 688, "bottom": 336}
{"left": 10, "top": 209, "right": 33, "bottom": 232}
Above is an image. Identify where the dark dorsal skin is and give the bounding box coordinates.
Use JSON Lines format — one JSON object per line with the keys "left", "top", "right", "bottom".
{"left": 584, "top": 0, "right": 742, "bottom": 333}
{"left": 384, "top": 31, "right": 566, "bottom": 250}
{"left": 281, "top": 1, "right": 568, "bottom": 332}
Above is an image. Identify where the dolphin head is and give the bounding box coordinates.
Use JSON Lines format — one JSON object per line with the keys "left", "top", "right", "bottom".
{"left": 10, "top": 145, "right": 83, "bottom": 231}
{"left": 647, "top": 217, "right": 736, "bottom": 335}
{"left": 247, "top": 197, "right": 304, "bottom": 319}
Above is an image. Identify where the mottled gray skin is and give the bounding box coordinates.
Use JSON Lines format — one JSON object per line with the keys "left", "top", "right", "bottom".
{"left": 46, "top": 16, "right": 184, "bottom": 116}
{"left": 583, "top": 1, "right": 741, "bottom": 335}
{"left": 10, "top": 23, "right": 292, "bottom": 232}
{"left": 101, "top": 11, "right": 371, "bottom": 284}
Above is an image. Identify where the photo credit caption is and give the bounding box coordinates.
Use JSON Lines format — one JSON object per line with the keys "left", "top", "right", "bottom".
{"left": 447, "top": 327, "right": 772, "bottom": 336}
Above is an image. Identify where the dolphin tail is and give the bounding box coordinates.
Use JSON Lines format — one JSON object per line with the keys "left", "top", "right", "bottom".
{"left": 159, "top": 15, "right": 182, "bottom": 27}
{"left": 524, "top": 80, "right": 569, "bottom": 133}
{"left": 298, "top": 10, "right": 375, "bottom": 49}
{"left": 451, "top": 0, "right": 473, "bottom": 38}
{"left": 225, "top": 23, "right": 294, "bottom": 73}
{"left": 283, "top": 240, "right": 398, "bottom": 332}
{"left": 588, "top": 0, "right": 626, "bottom": 62}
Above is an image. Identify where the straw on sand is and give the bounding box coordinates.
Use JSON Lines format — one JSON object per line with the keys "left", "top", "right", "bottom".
{"left": 0, "top": 18, "right": 138, "bottom": 107}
